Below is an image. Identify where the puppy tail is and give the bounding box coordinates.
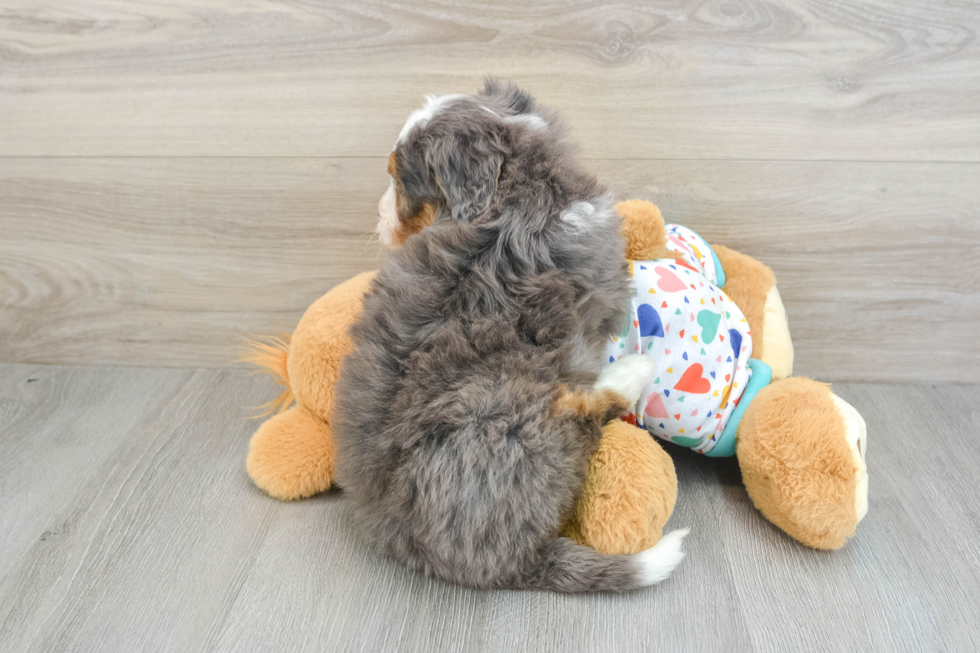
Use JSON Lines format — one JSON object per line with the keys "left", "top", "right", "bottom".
{"left": 528, "top": 530, "right": 689, "bottom": 593}
{"left": 240, "top": 334, "right": 294, "bottom": 417}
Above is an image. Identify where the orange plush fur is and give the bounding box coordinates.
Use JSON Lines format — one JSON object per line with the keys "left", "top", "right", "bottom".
{"left": 561, "top": 419, "right": 678, "bottom": 554}
{"left": 242, "top": 335, "right": 293, "bottom": 416}
{"left": 246, "top": 271, "right": 375, "bottom": 500}
{"left": 617, "top": 199, "right": 669, "bottom": 260}
{"left": 247, "top": 404, "right": 337, "bottom": 500}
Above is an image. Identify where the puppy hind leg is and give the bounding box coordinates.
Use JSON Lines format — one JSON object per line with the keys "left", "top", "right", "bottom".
{"left": 551, "top": 387, "right": 630, "bottom": 429}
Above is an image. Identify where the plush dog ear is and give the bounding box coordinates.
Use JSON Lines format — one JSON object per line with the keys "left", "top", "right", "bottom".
{"left": 427, "top": 127, "right": 505, "bottom": 222}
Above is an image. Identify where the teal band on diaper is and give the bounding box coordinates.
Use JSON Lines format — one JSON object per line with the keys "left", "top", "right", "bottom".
{"left": 704, "top": 358, "right": 772, "bottom": 458}
{"left": 684, "top": 227, "right": 726, "bottom": 288}
{"left": 710, "top": 243, "right": 726, "bottom": 288}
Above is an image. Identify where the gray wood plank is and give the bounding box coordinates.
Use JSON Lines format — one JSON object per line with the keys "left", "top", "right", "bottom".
{"left": 2, "top": 158, "right": 977, "bottom": 382}
{"left": 1, "top": 363, "right": 978, "bottom": 652}
{"left": 0, "top": 365, "right": 275, "bottom": 652}
{"left": 717, "top": 383, "right": 980, "bottom": 653}
{"left": 1, "top": 0, "right": 978, "bottom": 160}
{"left": 0, "top": 365, "right": 191, "bottom": 580}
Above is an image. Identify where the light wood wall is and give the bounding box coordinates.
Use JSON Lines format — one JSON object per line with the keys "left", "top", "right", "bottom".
{"left": 2, "top": 0, "right": 978, "bottom": 382}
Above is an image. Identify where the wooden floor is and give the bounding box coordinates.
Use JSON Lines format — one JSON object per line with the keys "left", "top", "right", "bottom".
{"left": 1, "top": 362, "right": 977, "bottom": 652}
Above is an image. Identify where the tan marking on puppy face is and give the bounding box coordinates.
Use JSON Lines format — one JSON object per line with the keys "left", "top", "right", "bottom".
{"left": 391, "top": 201, "right": 437, "bottom": 246}
{"left": 378, "top": 149, "right": 439, "bottom": 247}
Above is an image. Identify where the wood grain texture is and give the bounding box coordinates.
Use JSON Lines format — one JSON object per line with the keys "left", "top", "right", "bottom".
{"left": 1, "top": 0, "right": 979, "bottom": 160}
{"left": 2, "top": 157, "right": 977, "bottom": 381}
{"left": 2, "top": 2, "right": 976, "bottom": 648}
{"left": 0, "top": 363, "right": 977, "bottom": 652}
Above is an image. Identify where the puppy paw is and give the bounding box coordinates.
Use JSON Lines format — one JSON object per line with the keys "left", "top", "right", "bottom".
{"left": 595, "top": 354, "right": 656, "bottom": 406}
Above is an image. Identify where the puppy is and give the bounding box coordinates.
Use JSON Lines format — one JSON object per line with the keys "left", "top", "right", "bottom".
{"left": 334, "top": 80, "right": 687, "bottom": 592}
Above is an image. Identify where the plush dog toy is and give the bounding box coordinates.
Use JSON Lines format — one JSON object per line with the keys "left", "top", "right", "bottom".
{"left": 246, "top": 201, "right": 867, "bottom": 552}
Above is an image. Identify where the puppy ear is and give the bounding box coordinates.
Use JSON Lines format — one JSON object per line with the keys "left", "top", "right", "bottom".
{"left": 479, "top": 77, "right": 535, "bottom": 115}
{"left": 429, "top": 129, "right": 504, "bottom": 222}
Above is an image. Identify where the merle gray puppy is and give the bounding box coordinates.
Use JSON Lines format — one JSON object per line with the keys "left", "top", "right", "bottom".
{"left": 335, "top": 80, "right": 687, "bottom": 592}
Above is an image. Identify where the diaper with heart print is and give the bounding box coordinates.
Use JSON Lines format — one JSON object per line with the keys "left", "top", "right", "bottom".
{"left": 604, "top": 224, "right": 772, "bottom": 457}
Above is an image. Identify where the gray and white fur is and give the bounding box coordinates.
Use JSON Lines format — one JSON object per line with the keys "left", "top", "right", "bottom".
{"left": 335, "top": 79, "right": 687, "bottom": 592}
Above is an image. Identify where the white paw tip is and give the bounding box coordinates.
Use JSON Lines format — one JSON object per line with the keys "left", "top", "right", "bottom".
{"left": 596, "top": 354, "right": 657, "bottom": 404}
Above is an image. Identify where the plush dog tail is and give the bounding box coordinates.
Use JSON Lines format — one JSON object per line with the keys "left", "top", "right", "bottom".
{"left": 241, "top": 334, "right": 294, "bottom": 417}
{"left": 529, "top": 529, "right": 689, "bottom": 593}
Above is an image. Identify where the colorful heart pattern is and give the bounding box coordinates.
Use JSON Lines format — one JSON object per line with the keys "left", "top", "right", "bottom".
{"left": 674, "top": 363, "right": 712, "bottom": 394}
{"left": 654, "top": 266, "right": 688, "bottom": 292}
{"left": 601, "top": 223, "right": 755, "bottom": 456}
{"left": 728, "top": 329, "right": 742, "bottom": 359}
{"left": 697, "top": 310, "right": 721, "bottom": 343}
{"left": 637, "top": 304, "right": 664, "bottom": 338}
{"left": 644, "top": 393, "right": 669, "bottom": 418}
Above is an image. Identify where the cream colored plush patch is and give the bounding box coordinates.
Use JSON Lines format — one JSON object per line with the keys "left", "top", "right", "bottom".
{"left": 761, "top": 285, "right": 794, "bottom": 379}
{"left": 831, "top": 393, "right": 869, "bottom": 523}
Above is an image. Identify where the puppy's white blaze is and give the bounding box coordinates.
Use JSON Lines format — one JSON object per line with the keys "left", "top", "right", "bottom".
{"left": 396, "top": 93, "right": 467, "bottom": 145}
{"left": 831, "top": 393, "right": 869, "bottom": 523}
{"left": 595, "top": 353, "right": 657, "bottom": 407}
{"left": 377, "top": 181, "right": 399, "bottom": 247}
{"left": 632, "top": 528, "right": 689, "bottom": 586}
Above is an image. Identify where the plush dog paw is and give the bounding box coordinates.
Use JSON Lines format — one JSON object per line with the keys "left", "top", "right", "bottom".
{"left": 247, "top": 404, "right": 337, "bottom": 500}
{"left": 595, "top": 354, "right": 656, "bottom": 406}
{"left": 562, "top": 419, "right": 679, "bottom": 555}
{"left": 736, "top": 377, "right": 868, "bottom": 549}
